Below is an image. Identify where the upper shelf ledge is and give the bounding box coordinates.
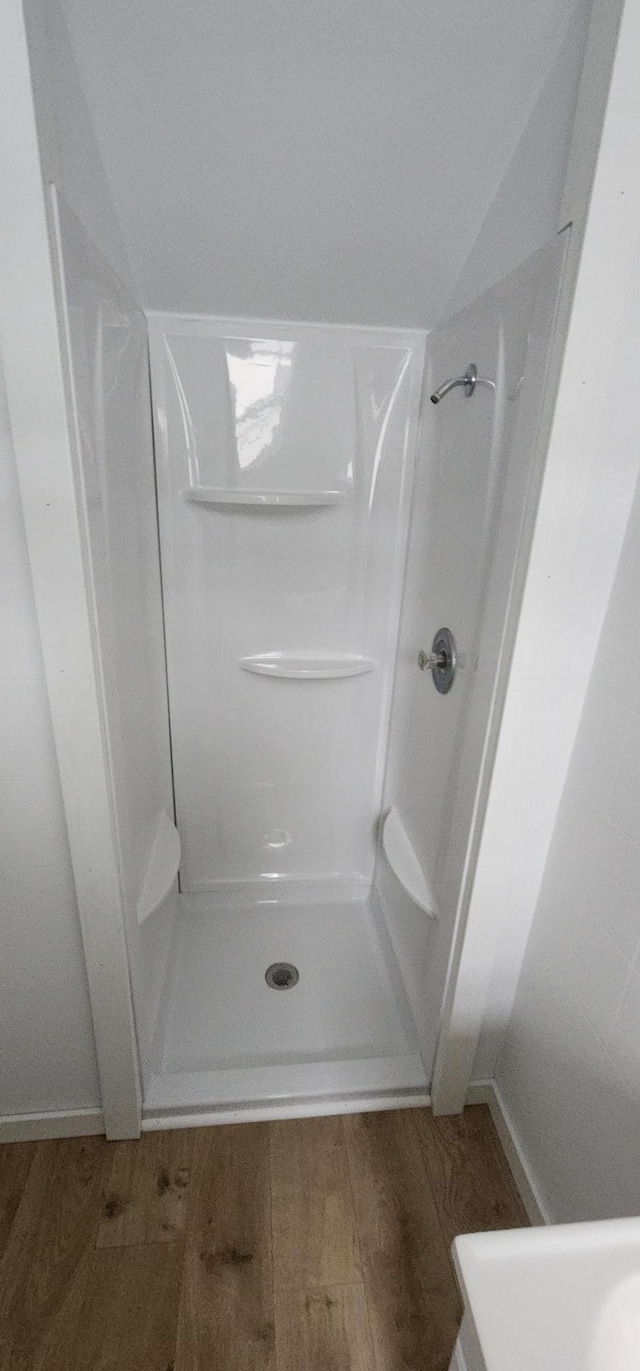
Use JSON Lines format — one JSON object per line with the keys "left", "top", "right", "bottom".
{"left": 240, "top": 652, "right": 376, "bottom": 679}
{"left": 182, "top": 487, "right": 347, "bottom": 507}
{"left": 381, "top": 806, "right": 438, "bottom": 919}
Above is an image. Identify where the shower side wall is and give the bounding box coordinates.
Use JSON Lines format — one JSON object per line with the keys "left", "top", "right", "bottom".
{"left": 149, "top": 315, "right": 425, "bottom": 899}
{"left": 51, "top": 190, "right": 175, "bottom": 1076}
{"left": 378, "top": 239, "right": 568, "bottom": 1075}
{"left": 1, "top": 0, "right": 149, "bottom": 1134}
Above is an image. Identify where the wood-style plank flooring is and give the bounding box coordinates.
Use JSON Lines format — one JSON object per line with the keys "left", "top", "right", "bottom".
{"left": 0, "top": 1105, "right": 528, "bottom": 1370}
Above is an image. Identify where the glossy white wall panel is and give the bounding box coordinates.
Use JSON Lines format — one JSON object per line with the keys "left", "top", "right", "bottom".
{"left": 54, "top": 192, "right": 173, "bottom": 1066}
{"left": 373, "top": 852, "right": 438, "bottom": 1048}
{"left": 139, "top": 885, "right": 177, "bottom": 1053}
{"left": 150, "top": 315, "right": 423, "bottom": 891}
{"left": 0, "top": 364, "right": 101, "bottom": 1118}
{"left": 160, "top": 327, "right": 355, "bottom": 495}
{"left": 380, "top": 241, "right": 566, "bottom": 1073}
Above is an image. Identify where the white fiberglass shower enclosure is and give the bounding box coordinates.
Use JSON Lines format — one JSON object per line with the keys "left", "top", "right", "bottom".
{"left": 3, "top": 0, "right": 597, "bottom": 1133}
{"left": 147, "top": 315, "right": 426, "bottom": 1107}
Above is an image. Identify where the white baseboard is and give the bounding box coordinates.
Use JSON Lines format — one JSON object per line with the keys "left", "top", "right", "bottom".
{"left": 143, "top": 1088, "right": 431, "bottom": 1131}
{"left": 0, "top": 1108, "right": 105, "bottom": 1142}
{"left": 466, "top": 1079, "right": 551, "bottom": 1226}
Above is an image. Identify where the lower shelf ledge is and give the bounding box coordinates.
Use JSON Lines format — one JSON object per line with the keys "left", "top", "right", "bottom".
{"left": 239, "top": 652, "right": 377, "bottom": 679}
{"left": 182, "top": 487, "right": 347, "bottom": 507}
{"left": 381, "top": 807, "right": 439, "bottom": 918}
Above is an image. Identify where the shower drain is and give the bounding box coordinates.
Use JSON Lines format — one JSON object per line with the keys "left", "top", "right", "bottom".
{"left": 265, "top": 962, "right": 299, "bottom": 990}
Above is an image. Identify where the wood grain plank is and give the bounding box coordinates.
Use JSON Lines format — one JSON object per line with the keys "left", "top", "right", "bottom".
{"left": 175, "top": 1122, "right": 274, "bottom": 1370}
{"left": 0, "top": 1136, "right": 110, "bottom": 1370}
{"left": 344, "top": 1111, "right": 461, "bottom": 1371}
{"left": 275, "top": 1284, "right": 376, "bottom": 1371}
{"left": 97, "top": 1127, "right": 194, "bottom": 1247}
{"left": 271, "top": 1115, "right": 361, "bottom": 1291}
{"left": 0, "top": 1110, "right": 526, "bottom": 1371}
{"left": 412, "top": 1105, "right": 529, "bottom": 1246}
{"left": 47, "top": 1244, "right": 182, "bottom": 1371}
{"left": 0, "top": 1141, "right": 36, "bottom": 1260}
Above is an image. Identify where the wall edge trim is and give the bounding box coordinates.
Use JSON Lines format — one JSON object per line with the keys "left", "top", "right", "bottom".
{"left": 0, "top": 1108, "right": 105, "bottom": 1142}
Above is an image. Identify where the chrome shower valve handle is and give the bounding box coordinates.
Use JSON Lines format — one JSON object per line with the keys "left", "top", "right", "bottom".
{"left": 417, "top": 628, "right": 457, "bottom": 694}
{"left": 418, "top": 649, "right": 445, "bottom": 672}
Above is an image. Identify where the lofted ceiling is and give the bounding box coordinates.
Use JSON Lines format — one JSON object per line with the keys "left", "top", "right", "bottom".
{"left": 58, "top": 0, "right": 589, "bottom": 327}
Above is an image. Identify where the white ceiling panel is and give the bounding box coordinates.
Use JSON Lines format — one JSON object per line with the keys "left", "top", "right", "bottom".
{"left": 58, "top": 0, "right": 589, "bottom": 326}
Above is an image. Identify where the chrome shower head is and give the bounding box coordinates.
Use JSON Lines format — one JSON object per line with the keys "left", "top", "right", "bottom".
{"left": 430, "top": 362, "right": 477, "bottom": 404}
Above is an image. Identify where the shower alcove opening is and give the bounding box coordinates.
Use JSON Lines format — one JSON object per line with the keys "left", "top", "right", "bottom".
{"left": 55, "top": 223, "right": 566, "bottom": 1127}
{"left": 143, "top": 310, "right": 430, "bottom": 1115}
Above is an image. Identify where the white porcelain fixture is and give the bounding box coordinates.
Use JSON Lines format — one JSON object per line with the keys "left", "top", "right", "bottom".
{"left": 592, "top": 1270, "right": 640, "bottom": 1371}
{"left": 452, "top": 1217, "right": 640, "bottom": 1371}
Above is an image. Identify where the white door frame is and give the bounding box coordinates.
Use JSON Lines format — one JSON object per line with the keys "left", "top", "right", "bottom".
{"left": 0, "top": 0, "right": 141, "bottom": 1139}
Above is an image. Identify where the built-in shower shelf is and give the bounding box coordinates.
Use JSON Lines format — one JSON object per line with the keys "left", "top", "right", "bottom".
{"left": 137, "top": 809, "right": 181, "bottom": 926}
{"left": 239, "top": 652, "right": 377, "bottom": 679}
{"left": 381, "top": 806, "right": 438, "bottom": 919}
{"left": 182, "top": 488, "right": 347, "bottom": 507}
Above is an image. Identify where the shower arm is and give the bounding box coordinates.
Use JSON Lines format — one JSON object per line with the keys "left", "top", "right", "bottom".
{"left": 430, "top": 363, "right": 495, "bottom": 405}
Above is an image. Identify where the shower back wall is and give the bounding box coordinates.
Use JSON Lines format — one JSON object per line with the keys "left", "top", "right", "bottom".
{"left": 149, "top": 315, "right": 425, "bottom": 896}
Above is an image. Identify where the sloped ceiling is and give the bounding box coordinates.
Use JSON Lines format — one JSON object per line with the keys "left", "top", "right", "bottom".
{"left": 58, "top": 0, "right": 589, "bottom": 327}
{"left": 445, "top": 4, "right": 589, "bottom": 320}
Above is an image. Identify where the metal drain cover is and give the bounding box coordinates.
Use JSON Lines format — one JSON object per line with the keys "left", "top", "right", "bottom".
{"left": 265, "top": 962, "right": 299, "bottom": 990}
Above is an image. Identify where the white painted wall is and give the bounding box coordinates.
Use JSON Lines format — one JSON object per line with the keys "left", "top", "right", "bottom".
{"left": 58, "top": 0, "right": 587, "bottom": 328}
{"left": 497, "top": 467, "right": 640, "bottom": 1221}
{"left": 0, "top": 365, "right": 101, "bottom": 1119}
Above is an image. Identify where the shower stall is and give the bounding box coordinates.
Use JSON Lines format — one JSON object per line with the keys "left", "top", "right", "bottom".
{"left": 3, "top": 0, "right": 594, "bottom": 1133}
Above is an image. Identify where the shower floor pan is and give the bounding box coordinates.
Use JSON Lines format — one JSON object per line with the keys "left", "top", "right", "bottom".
{"left": 144, "top": 893, "right": 428, "bottom": 1122}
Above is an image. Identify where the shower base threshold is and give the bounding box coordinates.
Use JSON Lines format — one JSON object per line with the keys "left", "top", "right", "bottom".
{"left": 143, "top": 891, "right": 429, "bottom": 1123}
